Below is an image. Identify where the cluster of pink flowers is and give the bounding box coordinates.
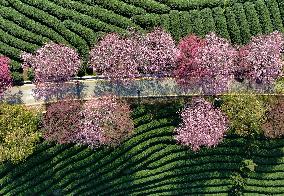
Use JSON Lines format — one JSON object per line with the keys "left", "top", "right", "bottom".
{"left": 174, "top": 97, "right": 229, "bottom": 151}
{"left": 175, "top": 33, "right": 238, "bottom": 94}
{"left": 89, "top": 33, "right": 140, "bottom": 82}
{"left": 21, "top": 42, "right": 81, "bottom": 83}
{"left": 141, "top": 28, "right": 179, "bottom": 76}
{"left": 175, "top": 31, "right": 284, "bottom": 94}
{"left": 89, "top": 28, "right": 178, "bottom": 82}
{"left": 43, "top": 99, "right": 83, "bottom": 144}
{"left": 0, "top": 56, "right": 12, "bottom": 98}
{"left": 89, "top": 29, "right": 283, "bottom": 94}
{"left": 21, "top": 42, "right": 82, "bottom": 100}
{"left": 42, "top": 95, "right": 134, "bottom": 149}
{"left": 238, "top": 31, "right": 284, "bottom": 85}
{"left": 76, "top": 95, "right": 134, "bottom": 148}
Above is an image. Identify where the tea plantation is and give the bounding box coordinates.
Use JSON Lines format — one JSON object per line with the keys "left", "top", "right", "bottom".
{"left": 1, "top": 0, "right": 284, "bottom": 195}
{"left": 0, "top": 103, "right": 283, "bottom": 195}
{"left": 0, "top": 0, "right": 284, "bottom": 82}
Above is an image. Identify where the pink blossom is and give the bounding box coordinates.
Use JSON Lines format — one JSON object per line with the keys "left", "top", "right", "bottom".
{"left": 21, "top": 42, "right": 81, "bottom": 99}
{"left": 76, "top": 95, "right": 134, "bottom": 148}
{"left": 174, "top": 97, "right": 229, "bottom": 151}
{"left": 0, "top": 56, "right": 12, "bottom": 97}
{"left": 238, "top": 31, "right": 284, "bottom": 85}
{"left": 174, "top": 33, "right": 238, "bottom": 94}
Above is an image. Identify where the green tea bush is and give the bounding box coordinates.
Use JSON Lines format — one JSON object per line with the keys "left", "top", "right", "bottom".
{"left": 233, "top": 3, "right": 251, "bottom": 44}
{"left": 169, "top": 10, "right": 181, "bottom": 41}
{"left": 277, "top": 0, "right": 284, "bottom": 22}
{"left": 0, "top": 41, "right": 22, "bottom": 61}
{"left": 189, "top": 10, "right": 204, "bottom": 37}
{"left": 243, "top": 2, "right": 262, "bottom": 36}
{"left": 266, "top": 0, "right": 284, "bottom": 32}
{"left": 82, "top": 0, "right": 146, "bottom": 17}
{"left": 179, "top": 11, "right": 192, "bottom": 38}
{"left": 11, "top": 72, "right": 24, "bottom": 85}
{"left": 0, "top": 104, "right": 41, "bottom": 164}
{"left": 221, "top": 95, "right": 267, "bottom": 137}
{"left": 0, "top": 16, "right": 50, "bottom": 46}
{"left": 131, "top": 13, "right": 161, "bottom": 29}
{"left": 225, "top": 7, "right": 242, "bottom": 44}
{"left": 212, "top": 7, "right": 230, "bottom": 40}
{"left": 254, "top": 0, "right": 273, "bottom": 34}
{"left": 200, "top": 8, "right": 216, "bottom": 35}
{"left": 49, "top": 0, "right": 138, "bottom": 30}
{"left": 160, "top": 14, "right": 170, "bottom": 33}
{"left": 0, "top": 5, "right": 67, "bottom": 44}
{"left": 122, "top": 0, "right": 171, "bottom": 14}
{"left": 0, "top": 28, "right": 39, "bottom": 53}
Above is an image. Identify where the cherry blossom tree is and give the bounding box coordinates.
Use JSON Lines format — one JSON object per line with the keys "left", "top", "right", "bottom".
{"left": 42, "top": 99, "right": 83, "bottom": 144}
{"left": 76, "top": 95, "right": 134, "bottom": 149}
{"left": 174, "top": 97, "right": 229, "bottom": 151}
{"left": 140, "top": 27, "right": 178, "bottom": 77}
{"left": 21, "top": 42, "right": 82, "bottom": 100}
{"left": 0, "top": 56, "right": 12, "bottom": 98}
{"left": 174, "top": 33, "right": 238, "bottom": 94}
{"left": 238, "top": 31, "right": 284, "bottom": 87}
{"left": 89, "top": 28, "right": 178, "bottom": 81}
{"left": 89, "top": 33, "right": 141, "bottom": 83}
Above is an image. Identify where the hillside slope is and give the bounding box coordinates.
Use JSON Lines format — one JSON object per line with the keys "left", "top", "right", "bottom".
{"left": 0, "top": 103, "right": 283, "bottom": 195}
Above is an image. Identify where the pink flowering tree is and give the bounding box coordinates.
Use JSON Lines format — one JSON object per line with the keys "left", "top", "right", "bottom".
{"left": 0, "top": 56, "right": 12, "bottom": 99}
{"left": 174, "top": 35, "right": 205, "bottom": 87}
{"left": 140, "top": 28, "right": 178, "bottom": 77}
{"left": 42, "top": 99, "right": 83, "bottom": 144}
{"left": 174, "top": 33, "right": 238, "bottom": 95}
{"left": 21, "top": 42, "right": 82, "bottom": 101}
{"left": 76, "top": 95, "right": 134, "bottom": 149}
{"left": 174, "top": 97, "right": 229, "bottom": 151}
{"left": 238, "top": 31, "right": 284, "bottom": 88}
{"left": 89, "top": 33, "right": 141, "bottom": 83}
{"left": 89, "top": 28, "right": 177, "bottom": 80}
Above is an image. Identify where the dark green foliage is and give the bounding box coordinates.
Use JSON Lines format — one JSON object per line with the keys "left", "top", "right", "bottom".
{"left": 82, "top": 0, "right": 146, "bottom": 17}
{"left": 7, "top": 0, "right": 90, "bottom": 60}
{"left": 225, "top": 7, "right": 242, "bottom": 44}
{"left": 179, "top": 11, "right": 192, "bottom": 38}
{"left": 212, "top": 7, "right": 230, "bottom": 40}
{"left": 27, "top": 68, "right": 35, "bottom": 81}
{"left": 169, "top": 10, "right": 181, "bottom": 42}
{"left": 49, "top": 0, "right": 140, "bottom": 30}
{"left": 155, "top": 0, "right": 236, "bottom": 10}
{"left": 160, "top": 14, "right": 171, "bottom": 33}
{"left": 0, "top": 5, "right": 67, "bottom": 44}
{"left": 243, "top": 2, "right": 262, "bottom": 36}
{"left": 200, "top": 8, "right": 216, "bottom": 35}
{"left": 233, "top": 3, "right": 251, "bottom": 44}
{"left": 0, "top": 28, "right": 39, "bottom": 53}
{"left": 189, "top": 10, "right": 204, "bottom": 37}
{"left": 122, "top": 0, "right": 171, "bottom": 14}
{"left": 0, "top": 41, "right": 22, "bottom": 61}
{"left": 277, "top": 0, "right": 284, "bottom": 23}
{"left": 9, "top": 60, "right": 22, "bottom": 72}
{"left": 254, "top": 0, "right": 274, "bottom": 34}
{"left": 62, "top": 20, "right": 100, "bottom": 47}
{"left": 266, "top": 0, "right": 284, "bottom": 32}
{"left": 131, "top": 13, "right": 161, "bottom": 29}
{"left": 0, "top": 16, "right": 50, "bottom": 46}
{"left": 11, "top": 72, "right": 24, "bottom": 85}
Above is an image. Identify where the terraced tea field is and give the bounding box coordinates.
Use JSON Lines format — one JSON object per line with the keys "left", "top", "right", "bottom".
{"left": 0, "top": 0, "right": 284, "bottom": 81}
{"left": 0, "top": 103, "right": 283, "bottom": 195}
